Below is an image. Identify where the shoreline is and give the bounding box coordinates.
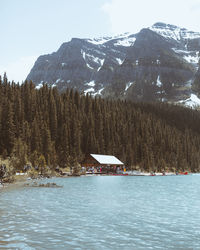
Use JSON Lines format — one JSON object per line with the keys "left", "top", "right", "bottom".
{"left": 0, "top": 174, "right": 64, "bottom": 192}
{"left": 0, "top": 171, "right": 193, "bottom": 192}
{"left": 0, "top": 180, "right": 26, "bottom": 192}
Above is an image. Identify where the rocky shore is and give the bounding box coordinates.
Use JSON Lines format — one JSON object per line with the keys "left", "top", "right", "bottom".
{"left": 24, "top": 182, "right": 62, "bottom": 188}
{"left": 0, "top": 175, "right": 63, "bottom": 192}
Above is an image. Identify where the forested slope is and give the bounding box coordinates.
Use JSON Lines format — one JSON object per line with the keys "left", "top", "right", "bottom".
{"left": 1, "top": 75, "right": 200, "bottom": 172}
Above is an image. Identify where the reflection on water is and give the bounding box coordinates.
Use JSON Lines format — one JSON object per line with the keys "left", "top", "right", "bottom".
{"left": 1, "top": 175, "right": 200, "bottom": 249}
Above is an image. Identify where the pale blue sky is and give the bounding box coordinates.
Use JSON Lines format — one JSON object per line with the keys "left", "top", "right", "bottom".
{"left": 1, "top": 0, "right": 200, "bottom": 82}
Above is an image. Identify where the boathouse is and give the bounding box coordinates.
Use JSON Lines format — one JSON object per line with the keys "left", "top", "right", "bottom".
{"left": 81, "top": 154, "right": 124, "bottom": 174}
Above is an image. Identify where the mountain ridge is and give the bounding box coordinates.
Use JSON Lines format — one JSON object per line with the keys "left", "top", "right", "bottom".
{"left": 27, "top": 22, "right": 200, "bottom": 107}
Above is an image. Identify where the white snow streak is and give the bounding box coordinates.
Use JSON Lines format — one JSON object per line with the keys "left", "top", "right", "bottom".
{"left": 97, "top": 59, "right": 105, "bottom": 71}
{"left": 86, "top": 63, "right": 94, "bottom": 70}
{"left": 172, "top": 48, "right": 191, "bottom": 54}
{"left": 125, "top": 82, "right": 134, "bottom": 91}
{"left": 156, "top": 75, "right": 162, "bottom": 87}
{"left": 116, "top": 58, "right": 124, "bottom": 65}
{"left": 81, "top": 50, "right": 86, "bottom": 60}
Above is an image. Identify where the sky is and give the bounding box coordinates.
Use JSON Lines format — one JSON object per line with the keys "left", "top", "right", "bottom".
{"left": 1, "top": 0, "right": 200, "bottom": 82}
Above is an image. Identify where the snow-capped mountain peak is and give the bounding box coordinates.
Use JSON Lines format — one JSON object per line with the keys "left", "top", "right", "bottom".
{"left": 27, "top": 22, "right": 200, "bottom": 108}
{"left": 149, "top": 22, "right": 200, "bottom": 41}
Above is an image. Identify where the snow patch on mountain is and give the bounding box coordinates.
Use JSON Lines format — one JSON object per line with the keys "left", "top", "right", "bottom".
{"left": 86, "top": 81, "right": 95, "bottom": 87}
{"left": 86, "top": 54, "right": 103, "bottom": 64}
{"left": 172, "top": 48, "right": 199, "bottom": 67}
{"left": 116, "top": 58, "right": 124, "bottom": 65}
{"left": 156, "top": 59, "right": 160, "bottom": 64}
{"left": 114, "top": 37, "right": 136, "bottom": 47}
{"left": 81, "top": 50, "right": 86, "bottom": 60}
{"left": 150, "top": 23, "right": 200, "bottom": 42}
{"left": 156, "top": 75, "right": 162, "bottom": 87}
{"left": 179, "top": 94, "right": 200, "bottom": 108}
{"left": 86, "top": 37, "right": 114, "bottom": 45}
{"left": 81, "top": 49, "right": 105, "bottom": 70}
{"left": 150, "top": 25, "right": 181, "bottom": 41}
{"left": 86, "top": 32, "right": 131, "bottom": 45}
{"left": 93, "top": 87, "right": 104, "bottom": 96}
{"left": 97, "top": 59, "right": 105, "bottom": 71}
{"left": 84, "top": 87, "right": 95, "bottom": 94}
{"left": 184, "top": 54, "right": 199, "bottom": 64}
{"left": 98, "top": 58, "right": 105, "bottom": 69}
{"left": 181, "top": 31, "right": 200, "bottom": 40}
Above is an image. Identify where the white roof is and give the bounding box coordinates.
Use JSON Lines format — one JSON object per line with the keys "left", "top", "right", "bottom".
{"left": 90, "top": 154, "right": 124, "bottom": 165}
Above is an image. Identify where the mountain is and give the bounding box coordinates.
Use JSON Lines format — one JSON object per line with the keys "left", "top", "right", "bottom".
{"left": 27, "top": 32, "right": 134, "bottom": 92}
{"left": 27, "top": 22, "right": 200, "bottom": 107}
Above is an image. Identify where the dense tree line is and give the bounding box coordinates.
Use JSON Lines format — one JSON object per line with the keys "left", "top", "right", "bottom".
{"left": 1, "top": 74, "right": 200, "bottom": 172}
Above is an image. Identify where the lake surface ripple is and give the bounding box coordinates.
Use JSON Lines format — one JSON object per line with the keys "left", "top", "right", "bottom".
{"left": 0, "top": 175, "right": 200, "bottom": 249}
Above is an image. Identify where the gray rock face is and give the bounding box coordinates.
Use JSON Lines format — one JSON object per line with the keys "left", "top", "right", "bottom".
{"left": 27, "top": 23, "right": 200, "bottom": 104}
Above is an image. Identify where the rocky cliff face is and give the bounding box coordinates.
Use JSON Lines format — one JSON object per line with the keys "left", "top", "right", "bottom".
{"left": 27, "top": 22, "right": 200, "bottom": 106}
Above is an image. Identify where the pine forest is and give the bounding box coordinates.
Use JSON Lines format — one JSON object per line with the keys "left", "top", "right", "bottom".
{"left": 1, "top": 74, "right": 200, "bottom": 173}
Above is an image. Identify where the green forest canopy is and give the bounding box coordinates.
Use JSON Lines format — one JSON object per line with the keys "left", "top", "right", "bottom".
{"left": 1, "top": 74, "right": 200, "bottom": 172}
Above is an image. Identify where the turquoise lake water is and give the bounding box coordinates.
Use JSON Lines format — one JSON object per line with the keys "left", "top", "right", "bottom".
{"left": 0, "top": 175, "right": 200, "bottom": 249}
